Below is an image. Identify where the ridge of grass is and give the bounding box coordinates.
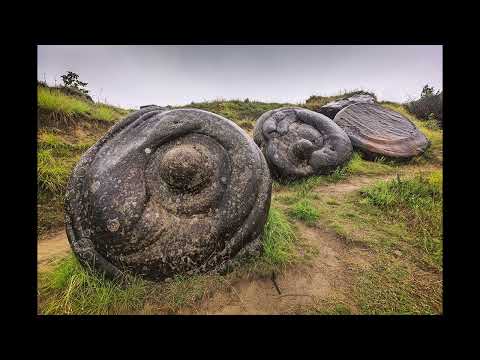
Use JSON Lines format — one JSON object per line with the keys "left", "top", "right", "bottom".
{"left": 38, "top": 85, "right": 128, "bottom": 123}
{"left": 180, "top": 99, "right": 294, "bottom": 127}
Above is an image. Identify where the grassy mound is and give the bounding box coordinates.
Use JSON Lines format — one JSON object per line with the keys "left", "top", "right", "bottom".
{"left": 38, "top": 85, "right": 129, "bottom": 123}
{"left": 180, "top": 99, "right": 293, "bottom": 129}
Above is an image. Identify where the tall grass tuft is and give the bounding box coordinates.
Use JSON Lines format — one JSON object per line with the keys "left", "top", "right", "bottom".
{"left": 289, "top": 199, "right": 320, "bottom": 224}
{"left": 262, "top": 207, "right": 297, "bottom": 265}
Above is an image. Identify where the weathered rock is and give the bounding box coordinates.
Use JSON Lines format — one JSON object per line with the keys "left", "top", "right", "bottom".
{"left": 65, "top": 107, "right": 272, "bottom": 281}
{"left": 333, "top": 103, "right": 430, "bottom": 159}
{"left": 253, "top": 107, "right": 353, "bottom": 180}
{"left": 317, "top": 93, "right": 375, "bottom": 119}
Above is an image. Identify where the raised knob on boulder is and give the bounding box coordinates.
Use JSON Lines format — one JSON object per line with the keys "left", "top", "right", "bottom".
{"left": 291, "top": 139, "right": 315, "bottom": 160}
{"left": 159, "top": 145, "right": 212, "bottom": 193}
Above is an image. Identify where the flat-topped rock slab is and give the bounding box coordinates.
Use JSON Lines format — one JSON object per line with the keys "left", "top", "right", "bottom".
{"left": 333, "top": 103, "right": 429, "bottom": 159}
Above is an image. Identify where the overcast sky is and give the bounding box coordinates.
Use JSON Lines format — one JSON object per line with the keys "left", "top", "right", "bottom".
{"left": 37, "top": 45, "right": 442, "bottom": 109}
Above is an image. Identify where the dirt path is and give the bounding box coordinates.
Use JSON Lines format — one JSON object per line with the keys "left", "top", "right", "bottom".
{"left": 190, "top": 223, "right": 359, "bottom": 314}
{"left": 184, "top": 220, "right": 377, "bottom": 315}
{"left": 313, "top": 164, "right": 440, "bottom": 196}
{"left": 315, "top": 174, "right": 396, "bottom": 195}
{"left": 37, "top": 230, "right": 70, "bottom": 267}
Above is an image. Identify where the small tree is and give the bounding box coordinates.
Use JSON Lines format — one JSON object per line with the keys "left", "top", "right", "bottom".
{"left": 61, "top": 71, "right": 90, "bottom": 95}
{"left": 420, "top": 84, "right": 440, "bottom": 99}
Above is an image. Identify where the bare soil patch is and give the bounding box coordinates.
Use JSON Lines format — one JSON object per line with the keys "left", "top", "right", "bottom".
{"left": 192, "top": 222, "right": 369, "bottom": 314}
{"left": 38, "top": 230, "right": 70, "bottom": 268}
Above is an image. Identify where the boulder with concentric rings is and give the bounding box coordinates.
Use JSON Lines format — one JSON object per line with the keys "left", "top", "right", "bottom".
{"left": 65, "top": 107, "right": 272, "bottom": 281}
{"left": 253, "top": 107, "right": 353, "bottom": 180}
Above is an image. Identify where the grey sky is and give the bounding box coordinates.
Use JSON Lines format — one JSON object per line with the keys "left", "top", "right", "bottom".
{"left": 37, "top": 45, "right": 442, "bottom": 109}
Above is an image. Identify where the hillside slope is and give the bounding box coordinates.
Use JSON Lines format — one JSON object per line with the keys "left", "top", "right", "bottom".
{"left": 37, "top": 85, "right": 132, "bottom": 236}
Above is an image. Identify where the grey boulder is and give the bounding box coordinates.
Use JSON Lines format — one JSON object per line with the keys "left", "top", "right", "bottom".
{"left": 333, "top": 103, "right": 430, "bottom": 159}
{"left": 254, "top": 107, "right": 353, "bottom": 180}
{"left": 65, "top": 107, "right": 272, "bottom": 281}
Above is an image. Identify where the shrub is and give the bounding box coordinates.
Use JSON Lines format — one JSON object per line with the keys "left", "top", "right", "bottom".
{"left": 406, "top": 85, "right": 443, "bottom": 127}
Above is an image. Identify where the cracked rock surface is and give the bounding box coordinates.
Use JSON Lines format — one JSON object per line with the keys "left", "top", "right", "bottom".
{"left": 65, "top": 107, "right": 272, "bottom": 281}
{"left": 333, "top": 103, "right": 430, "bottom": 159}
{"left": 253, "top": 107, "right": 353, "bottom": 180}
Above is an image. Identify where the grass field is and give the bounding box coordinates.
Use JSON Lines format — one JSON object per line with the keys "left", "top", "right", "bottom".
{"left": 37, "top": 87, "right": 443, "bottom": 315}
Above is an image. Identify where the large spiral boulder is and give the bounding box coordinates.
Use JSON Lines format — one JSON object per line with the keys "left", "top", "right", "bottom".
{"left": 333, "top": 103, "right": 430, "bottom": 159}
{"left": 253, "top": 107, "right": 353, "bottom": 180}
{"left": 65, "top": 107, "right": 272, "bottom": 281}
{"left": 317, "top": 93, "right": 376, "bottom": 119}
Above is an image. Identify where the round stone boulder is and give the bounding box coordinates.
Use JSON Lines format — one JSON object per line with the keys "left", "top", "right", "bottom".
{"left": 253, "top": 107, "right": 353, "bottom": 180}
{"left": 65, "top": 107, "right": 272, "bottom": 281}
{"left": 333, "top": 103, "right": 430, "bottom": 159}
{"left": 317, "top": 93, "right": 376, "bottom": 119}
